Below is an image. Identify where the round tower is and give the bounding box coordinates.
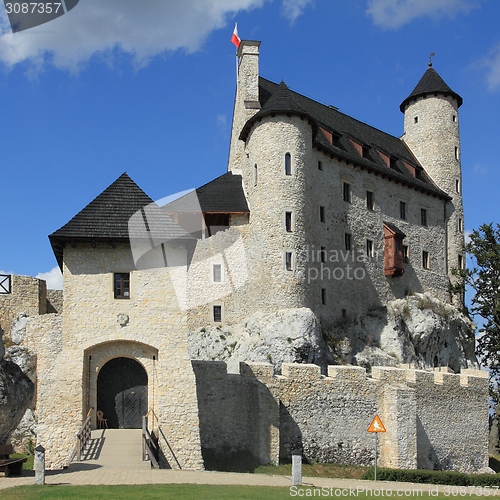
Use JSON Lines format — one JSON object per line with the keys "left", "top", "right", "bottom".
{"left": 400, "top": 64, "right": 465, "bottom": 299}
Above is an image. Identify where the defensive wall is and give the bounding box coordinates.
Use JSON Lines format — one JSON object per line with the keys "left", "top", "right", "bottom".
{"left": 0, "top": 274, "right": 62, "bottom": 337}
{"left": 193, "top": 360, "right": 489, "bottom": 473}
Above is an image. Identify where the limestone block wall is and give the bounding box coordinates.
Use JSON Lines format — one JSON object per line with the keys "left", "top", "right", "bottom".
{"left": 0, "top": 275, "right": 46, "bottom": 337}
{"left": 194, "top": 361, "right": 488, "bottom": 473}
{"left": 192, "top": 360, "right": 279, "bottom": 468}
{"left": 410, "top": 368, "right": 489, "bottom": 471}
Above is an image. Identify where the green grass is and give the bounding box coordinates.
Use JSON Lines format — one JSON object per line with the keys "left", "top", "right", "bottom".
{"left": 11, "top": 453, "right": 34, "bottom": 471}
{"left": 254, "top": 461, "right": 367, "bottom": 479}
{"left": 0, "top": 484, "right": 470, "bottom": 499}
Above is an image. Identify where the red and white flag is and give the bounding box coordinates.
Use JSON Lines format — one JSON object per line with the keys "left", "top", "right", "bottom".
{"left": 231, "top": 23, "right": 241, "bottom": 49}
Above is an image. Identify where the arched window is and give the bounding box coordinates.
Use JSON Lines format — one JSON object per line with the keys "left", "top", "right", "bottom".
{"left": 284, "top": 153, "right": 292, "bottom": 176}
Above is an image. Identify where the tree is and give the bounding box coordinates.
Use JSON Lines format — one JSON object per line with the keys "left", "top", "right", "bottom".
{"left": 453, "top": 223, "right": 500, "bottom": 407}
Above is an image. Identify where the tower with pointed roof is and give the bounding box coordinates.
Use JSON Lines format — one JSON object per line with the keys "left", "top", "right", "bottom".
{"left": 400, "top": 64, "right": 465, "bottom": 297}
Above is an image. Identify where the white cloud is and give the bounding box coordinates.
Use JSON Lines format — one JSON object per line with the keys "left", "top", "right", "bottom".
{"left": 0, "top": 0, "right": 267, "bottom": 71}
{"left": 281, "top": 0, "right": 314, "bottom": 22}
{"left": 472, "top": 163, "right": 490, "bottom": 175}
{"left": 482, "top": 42, "right": 500, "bottom": 91}
{"left": 366, "top": 0, "right": 481, "bottom": 30}
{"left": 36, "top": 267, "right": 63, "bottom": 290}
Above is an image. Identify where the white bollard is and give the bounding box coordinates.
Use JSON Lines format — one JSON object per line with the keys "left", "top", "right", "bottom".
{"left": 34, "top": 445, "right": 45, "bottom": 485}
{"left": 292, "top": 449, "right": 302, "bottom": 486}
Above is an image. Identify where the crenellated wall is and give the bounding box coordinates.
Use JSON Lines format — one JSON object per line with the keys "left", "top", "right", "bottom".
{"left": 192, "top": 360, "right": 489, "bottom": 473}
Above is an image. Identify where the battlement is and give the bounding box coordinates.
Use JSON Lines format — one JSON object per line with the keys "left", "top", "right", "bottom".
{"left": 231, "top": 361, "right": 488, "bottom": 390}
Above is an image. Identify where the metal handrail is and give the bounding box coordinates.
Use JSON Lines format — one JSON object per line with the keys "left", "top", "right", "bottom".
{"left": 68, "top": 407, "right": 94, "bottom": 465}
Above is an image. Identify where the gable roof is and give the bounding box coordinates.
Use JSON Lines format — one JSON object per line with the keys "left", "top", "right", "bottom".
{"left": 400, "top": 66, "right": 463, "bottom": 112}
{"left": 240, "top": 77, "right": 450, "bottom": 200}
{"left": 49, "top": 173, "right": 195, "bottom": 268}
{"left": 165, "top": 172, "right": 249, "bottom": 214}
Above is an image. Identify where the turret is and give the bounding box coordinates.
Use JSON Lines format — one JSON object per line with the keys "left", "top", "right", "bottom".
{"left": 400, "top": 64, "right": 465, "bottom": 297}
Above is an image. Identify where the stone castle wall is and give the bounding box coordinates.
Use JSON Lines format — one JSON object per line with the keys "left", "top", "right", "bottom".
{"left": 193, "top": 360, "right": 489, "bottom": 473}
{"left": 0, "top": 275, "right": 46, "bottom": 337}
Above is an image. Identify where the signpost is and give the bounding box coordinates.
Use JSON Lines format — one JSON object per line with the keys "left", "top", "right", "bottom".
{"left": 367, "top": 414, "right": 386, "bottom": 481}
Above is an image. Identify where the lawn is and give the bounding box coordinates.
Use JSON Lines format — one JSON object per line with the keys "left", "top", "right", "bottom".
{"left": 0, "top": 484, "right": 472, "bottom": 499}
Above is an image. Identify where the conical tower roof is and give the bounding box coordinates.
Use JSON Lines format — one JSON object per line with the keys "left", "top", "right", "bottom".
{"left": 400, "top": 66, "right": 462, "bottom": 112}
{"left": 239, "top": 81, "right": 311, "bottom": 141}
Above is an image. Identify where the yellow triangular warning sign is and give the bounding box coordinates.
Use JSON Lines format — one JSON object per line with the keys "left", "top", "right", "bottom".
{"left": 367, "top": 414, "right": 386, "bottom": 433}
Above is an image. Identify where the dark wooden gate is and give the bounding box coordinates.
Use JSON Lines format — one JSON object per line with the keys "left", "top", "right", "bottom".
{"left": 97, "top": 357, "right": 148, "bottom": 429}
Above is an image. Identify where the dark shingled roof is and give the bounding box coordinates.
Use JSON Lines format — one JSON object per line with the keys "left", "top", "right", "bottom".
{"left": 165, "top": 172, "right": 249, "bottom": 213}
{"left": 50, "top": 173, "right": 195, "bottom": 268}
{"left": 400, "top": 66, "right": 463, "bottom": 112}
{"left": 239, "top": 77, "right": 450, "bottom": 200}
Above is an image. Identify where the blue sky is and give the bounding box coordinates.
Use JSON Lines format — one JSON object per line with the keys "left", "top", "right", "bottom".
{"left": 0, "top": 0, "right": 499, "bottom": 289}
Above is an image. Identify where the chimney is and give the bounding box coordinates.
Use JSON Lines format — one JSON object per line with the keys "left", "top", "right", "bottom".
{"left": 237, "top": 40, "right": 261, "bottom": 109}
{"left": 228, "top": 40, "right": 261, "bottom": 173}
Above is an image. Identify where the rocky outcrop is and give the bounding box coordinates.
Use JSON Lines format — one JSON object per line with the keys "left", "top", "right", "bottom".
{"left": 190, "top": 295, "right": 476, "bottom": 375}
{"left": 328, "top": 293, "right": 477, "bottom": 371}
{"left": 188, "top": 308, "right": 327, "bottom": 373}
{"left": 0, "top": 359, "right": 35, "bottom": 444}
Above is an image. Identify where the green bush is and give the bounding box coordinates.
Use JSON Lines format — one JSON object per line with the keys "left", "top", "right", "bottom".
{"left": 361, "top": 467, "right": 500, "bottom": 486}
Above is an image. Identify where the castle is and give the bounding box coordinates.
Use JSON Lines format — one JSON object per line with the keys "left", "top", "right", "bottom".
{"left": 0, "top": 40, "right": 489, "bottom": 472}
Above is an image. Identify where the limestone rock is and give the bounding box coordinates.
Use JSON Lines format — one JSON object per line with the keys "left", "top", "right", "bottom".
{"left": 329, "top": 293, "right": 476, "bottom": 371}
{"left": 0, "top": 329, "right": 4, "bottom": 361}
{"left": 11, "top": 313, "right": 29, "bottom": 345}
{"left": 8, "top": 408, "right": 36, "bottom": 454}
{"left": 5, "top": 346, "right": 36, "bottom": 383}
{"left": 188, "top": 307, "right": 326, "bottom": 372}
{"left": 0, "top": 359, "right": 35, "bottom": 444}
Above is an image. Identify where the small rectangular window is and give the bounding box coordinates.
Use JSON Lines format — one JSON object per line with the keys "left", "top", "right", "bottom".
{"left": 422, "top": 251, "right": 430, "bottom": 269}
{"left": 213, "top": 264, "right": 222, "bottom": 283}
{"left": 453, "top": 115, "right": 457, "bottom": 123}
{"left": 319, "top": 206, "right": 325, "bottom": 223}
{"left": 213, "top": 305, "right": 222, "bottom": 322}
{"left": 254, "top": 164, "right": 258, "bottom": 186}
{"left": 362, "top": 146, "right": 370, "bottom": 159}
{"left": 456, "top": 179, "right": 461, "bottom": 194}
{"left": 285, "top": 211, "right": 293, "bottom": 232}
{"left": 421, "top": 208, "right": 427, "bottom": 226}
{"left": 414, "top": 116, "right": 419, "bottom": 124}
{"left": 320, "top": 246, "right": 326, "bottom": 263}
{"left": 366, "top": 191, "right": 374, "bottom": 210}
{"left": 400, "top": 201, "right": 406, "bottom": 220}
{"left": 321, "top": 288, "right": 326, "bottom": 305}
{"left": 455, "top": 146, "right": 459, "bottom": 161}
{"left": 285, "top": 153, "right": 292, "bottom": 175}
{"left": 366, "top": 239, "right": 374, "bottom": 258}
{"left": 285, "top": 252, "right": 293, "bottom": 271}
{"left": 458, "top": 254, "right": 464, "bottom": 270}
{"left": 458, "top": 218, "right": 464, "bottom": 232}
{"left": 318, "top": 160, "right": 323, "bottom": 171}
{"left": 114, "top": 273, "right": 130, "bottom": 299}
{"left": 345, "top": 233, "right": 352, "bottom": 251}
{"left": 343, "top": 182, "right": 351, "bottom": 202}
{"left": 402, "top": 245, "right": 409, "bottom": 264}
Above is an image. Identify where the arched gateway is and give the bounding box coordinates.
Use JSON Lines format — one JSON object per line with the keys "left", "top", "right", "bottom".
{"left": 97, "top": 357, "right": 148, "bottom": 428}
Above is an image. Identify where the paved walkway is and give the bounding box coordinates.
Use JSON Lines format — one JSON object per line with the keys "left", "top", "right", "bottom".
{"left": 0, "top": 429, "right": 451, "bottom": 494}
